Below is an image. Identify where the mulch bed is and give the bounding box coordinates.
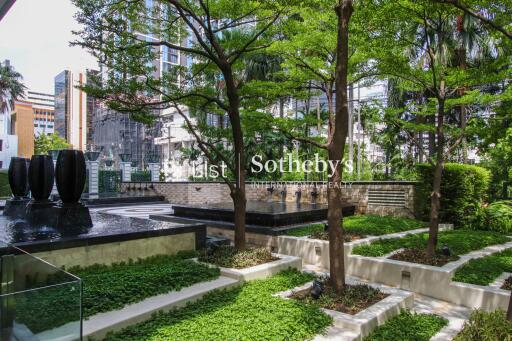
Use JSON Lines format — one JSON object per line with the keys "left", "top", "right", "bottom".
{"left": 501, "top": 276, "right": 512, "bottom": 291}
{"left": 291, "top": 281, "right": 388, "bottom": 315}
{"left": 309, "top": 231, "right": 366, "bottom": 242}
{"left": 198, "top": 246, "right": 278, "bottom": 269}
{"left": 389, "top": 248, "right": 460, "bottom": 266}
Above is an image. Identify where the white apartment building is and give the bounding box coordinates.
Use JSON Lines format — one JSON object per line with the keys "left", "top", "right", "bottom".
{"left": 26, "top": 91, "right": 55, "bottom": 136}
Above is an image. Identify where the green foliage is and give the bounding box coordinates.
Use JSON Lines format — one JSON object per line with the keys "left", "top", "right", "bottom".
{"left": 34, "top": 133, "right": 71, "bottom": 155}
{"left": 131, "top": 170, "right": 151, "bottom": 182}
{"left": 73, "top": 255, "right": 219, "bottom": 317}
{"left": 99, "top": 170, "right": 121, "bottom": 193}
{"left": 104, "top": 269, "right": 331, "bottom": 341}
{"left": 15, "top": 254, "right": 219, "bottom": 333}
{"left": 415, "top": 163, "right": 491, "bottom": 228}
{"left": 454, "top": 309, "right": 512, "bottom": 341}
{"left": 0, "top": 170, "right": 11, "bottom": 198}
{"left": 0, "top": 60, "right": 26, "bottom": 112}
{"left": 198, "top": 246, "right": 276, "bottom": 269}
{"left": 364, "top": 310, "right": 448, "bottom": 341}
{"left": 352, "top": 230, "right": 509, "bottom": 258}
{"left": 286, "top": 215, "right": 426, "bottom": 237}
{"left": 453, "top": 247, "right": 512, "bottom": 286}
{"left": 480, "top": 201, "right": 512, "bottom": 234}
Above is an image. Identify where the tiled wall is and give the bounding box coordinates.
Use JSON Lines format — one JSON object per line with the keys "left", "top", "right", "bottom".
{"left": 121, "top": 181, "right": 417, "bottom": 217}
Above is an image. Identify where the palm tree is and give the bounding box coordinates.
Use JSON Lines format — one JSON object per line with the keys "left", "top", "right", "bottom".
{"left": 0, "top": 61, "right": 26, "bottom": 113}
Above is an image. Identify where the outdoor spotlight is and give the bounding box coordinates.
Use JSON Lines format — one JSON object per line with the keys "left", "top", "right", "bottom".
{"left": 311, "top": 280, "right": 324, "bottom": 300}
{"left": 441, "top": 245, "right": 452, "bottom": 256}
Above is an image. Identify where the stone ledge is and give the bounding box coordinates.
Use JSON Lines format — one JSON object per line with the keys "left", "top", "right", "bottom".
{"left": 275, "top": 277, "right": 413, "bottom": 341}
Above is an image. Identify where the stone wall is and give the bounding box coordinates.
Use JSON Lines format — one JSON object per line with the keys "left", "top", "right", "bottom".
{"left": 121, "top": 181, "right": 417, "bottom": 217}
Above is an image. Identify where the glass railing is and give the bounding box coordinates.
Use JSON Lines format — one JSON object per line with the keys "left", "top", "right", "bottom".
{"left": 0, "top": 241, "right": 82, "bottom": 341}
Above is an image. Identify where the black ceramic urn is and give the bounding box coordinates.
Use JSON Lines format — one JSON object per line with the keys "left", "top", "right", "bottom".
{"left": 28, "top": 155, "right": 55, "bottom": 201}
{"left": 55, "top": 150, "right": 86, "bottom": 204}
{"left": 8, "top": 157, "right": 29, "bottom": 199}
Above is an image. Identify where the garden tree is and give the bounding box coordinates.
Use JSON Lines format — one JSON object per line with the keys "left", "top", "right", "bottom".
{"left": 0, "top": 60, "right": 26, "bottom": 113}
{"left": 34, "top": 133, "right": 71, "bottom": 155}
{"left": 267, "top": 0, "right": 360, "bottom": 292}
{"left": 361, "top": 0, "right": 511, "bottom": 258}
{"left": 430, "top": 0, "right": 512, "bottom": 41}
{"left": 73, "top": 0, "right": 290, "bottom": 250}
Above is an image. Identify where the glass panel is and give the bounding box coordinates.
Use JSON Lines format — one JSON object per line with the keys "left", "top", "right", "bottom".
{"left": 0, "top": 241, "right": 82, "bottom": 340}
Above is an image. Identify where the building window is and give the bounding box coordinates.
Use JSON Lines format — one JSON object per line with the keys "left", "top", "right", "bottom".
{"left": 0, "top": 139, "right": 3, "bottom": 152}
{"left": 0, "top": 161, "right": 3, "bottom": 169}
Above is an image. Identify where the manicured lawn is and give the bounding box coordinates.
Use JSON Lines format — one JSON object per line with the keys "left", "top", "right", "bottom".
{"left": 286, "top": 215, "right": 426, "bottom": 238}
{"left": 363, "top": 310, "right": 448, "bottom": 341}
{"left": 453, "top": 248, "right": 512, "bottom": 286}
{"left": 352, "top": 230, "right": 509, "bottom": 258}
{"left": 104, "top": 269, "right": 332, "bottom": 341}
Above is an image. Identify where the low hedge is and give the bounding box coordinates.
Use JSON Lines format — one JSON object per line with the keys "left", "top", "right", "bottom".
{"left": 415, "top": 163, "right": 490, "bottom": 228}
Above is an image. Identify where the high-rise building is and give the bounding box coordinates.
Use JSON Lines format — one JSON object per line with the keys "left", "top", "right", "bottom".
{"left": 54, "top": 70, "right": 88, "bottom": 150}
{"left": 26, "top": 91, "right": 55, "bottom": 136}
{"left": 9, "top": 91, "right": 55, "bottom": 160}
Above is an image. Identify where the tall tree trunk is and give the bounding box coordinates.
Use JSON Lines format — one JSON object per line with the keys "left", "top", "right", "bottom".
{"left": 222, "top": 61, "right": 246, "bottom": 251}
{"left": 426, "top": 96, "right": 445, "bottom": 258}
{"left": 328, "top": 0, "right": 353, "bottom": 294}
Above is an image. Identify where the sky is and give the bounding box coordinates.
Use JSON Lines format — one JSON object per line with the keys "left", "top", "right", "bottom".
{"left": 0, "top": 0, "right": 98, "bottom": 94}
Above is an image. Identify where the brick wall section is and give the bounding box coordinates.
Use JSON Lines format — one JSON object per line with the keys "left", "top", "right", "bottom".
{"left": 121, "top": 181, "right": 417, "bottom": 217}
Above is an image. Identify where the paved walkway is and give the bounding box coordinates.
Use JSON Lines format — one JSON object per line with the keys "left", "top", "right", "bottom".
{"left": 91, "top": 203, "right": 173, "bottom": 219}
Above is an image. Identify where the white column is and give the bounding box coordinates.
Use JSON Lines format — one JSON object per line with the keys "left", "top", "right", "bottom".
{"left": 120, "top": 162, "right": 132, "bottom": 182}
{"left": 86, "top": 160, "right": 100, "bottom": 194}
{"left": 148, "top": 163, "right": 161, "bottom": 182}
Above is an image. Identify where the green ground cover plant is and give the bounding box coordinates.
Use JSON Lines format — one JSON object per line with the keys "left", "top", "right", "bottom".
{"left": 15, "top": 253, "right": 220, "bottom": 333}
{"left": 454, "top": 309, "right": 512, "bottom": 341}
{"left": 104, "top": 269, "right": 332, "bottom": 341}
{"left": 453, "top": 248, "right": 512, "bottom": 286}
{"left": 363, "top": 310, "right": 448, "bottom": 341}
{"left": 352, "top": 230, "right": 509, "bottom": 258}
{"left": 198, "top": 245, "right": 277, "bottom": 268}
{"left": 286, "top": 215, "right": 426, "bottom": 238}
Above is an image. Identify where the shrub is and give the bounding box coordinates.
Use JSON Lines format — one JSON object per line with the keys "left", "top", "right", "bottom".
{"left": 131, "top": 170, "right": 151, "bottom": 181}
{"left": 0, "top": 170, "right": 11, "bottom": 198}
{"left": 481, "top": 201, "right": 512, "bottom": 234}
{"left": 415, "top": 163, "right": 490, "bottom": 228}
{"left": 98, "top": 170, "right": 121, "bottom": 193}
{"left": 454, "top": 309, "right": 512, "bottom": 341}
